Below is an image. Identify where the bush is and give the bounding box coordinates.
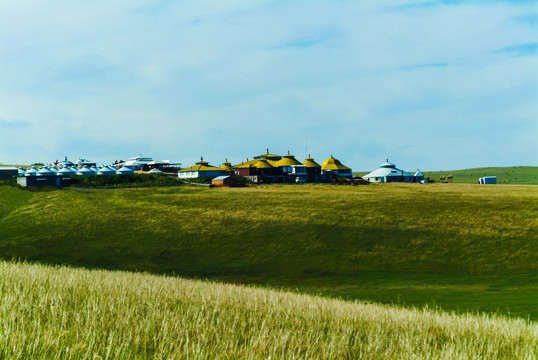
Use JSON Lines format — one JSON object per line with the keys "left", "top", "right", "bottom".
{"left": 69, "top": 174, "right": 184, "bottom": 188}
{"left": 0, "top": 178, "right": 17, "bottom": 187}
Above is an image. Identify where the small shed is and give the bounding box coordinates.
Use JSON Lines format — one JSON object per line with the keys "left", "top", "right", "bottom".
{"left": 0, "top": 167, "right": 18, "bottom": 179}
{"left": 212, "top": 175, "right": 233, "bottom": 187}
{"left": 17, "top": 175, "right": 71, "bottom": 188}
{"left": 479, "top": 176, "right": 497, "bottom": 184}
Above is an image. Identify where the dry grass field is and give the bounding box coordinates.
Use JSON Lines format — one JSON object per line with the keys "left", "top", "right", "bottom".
{"left": 1, "top": 261, "right": 536, "bottom": 359}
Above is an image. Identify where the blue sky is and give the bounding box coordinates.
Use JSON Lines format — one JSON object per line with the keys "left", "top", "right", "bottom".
{"left": 0, "top": 0, "right": 536, "bottom": 171}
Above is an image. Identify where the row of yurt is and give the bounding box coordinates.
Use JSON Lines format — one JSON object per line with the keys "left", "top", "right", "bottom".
{"left": 20, "top": 165, "right": 135, "bottom": 177}
{"left": 227, "top": 150, "right": 353, "bottom": 183}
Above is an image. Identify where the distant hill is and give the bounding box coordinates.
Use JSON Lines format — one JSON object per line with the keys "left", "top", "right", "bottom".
{"left": 355, "top": 166, "right": 538, "bottom": 185}
{"left": 422, "top": 166, "right": 538, "bottom": 185}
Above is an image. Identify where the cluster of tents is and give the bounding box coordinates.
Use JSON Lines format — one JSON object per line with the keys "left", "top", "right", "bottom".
{"left": 18, "top": 165, "right": 165, "bottom": 177}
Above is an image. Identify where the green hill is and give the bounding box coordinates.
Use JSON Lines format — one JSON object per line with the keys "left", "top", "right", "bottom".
{"left": 1, "top": 261, "right": 536, "bottom": 359}
{"left": 0, "top": 183, "right": 537, "bottom": 319}
{"left": 355, "top": 166, "right": 538, "bottom": 185}
{"left": 423, "top": 166, "right": 538, "bottom": 185}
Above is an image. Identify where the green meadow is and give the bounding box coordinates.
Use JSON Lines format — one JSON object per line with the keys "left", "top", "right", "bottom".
{"left": 0, "top": 182, "right": 537, "bottom": 320}
{"left": 423, "top": 166, "right": 538, "bottom": 185}
{"left": 355, "top": 166, "right": 538, "bottom": 185}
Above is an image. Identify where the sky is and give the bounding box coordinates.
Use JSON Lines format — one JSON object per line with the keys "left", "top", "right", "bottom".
{"left": 0, "top": 0, "right": 537, "bottom": 171}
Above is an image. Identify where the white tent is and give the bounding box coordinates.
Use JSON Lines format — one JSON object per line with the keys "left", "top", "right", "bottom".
{"left": 77, "top": 165, "right": 94, "bottom": 176}
{"left": 57, "top": 167, "right": 76, "bottom": 176}
{"left": 97, "top": 166, "right": 116, "bottom": 175}
{"left": 363, "top": 160, "right": 417, "bottom": 183}
{"left": 117, "top": 166, "right": 134, "bottom": 175}
{"left": 24, "top": 166, "right": 38, "bottom": 176}
{"left": 36, "top": 167, "right": 55, "bottom": 176}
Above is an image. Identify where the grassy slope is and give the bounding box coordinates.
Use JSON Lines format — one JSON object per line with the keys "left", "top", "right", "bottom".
{"left": 354, "top": 166, "right": 538, "bottom": 185}
{"left": 1, "top": 261, "right": 536, "bottom": 360}
{"left": 1, "top": 184, "right": 537, "bottom": 319}
{"left": 423, "top": 166, "right": 538, "bottom": 185}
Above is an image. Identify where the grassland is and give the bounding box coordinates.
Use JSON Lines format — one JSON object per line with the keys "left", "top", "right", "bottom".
{"left": 0, "top": 261, "right": 536, "bottom": 359}
{"left": 0, "top": 183, "right": 537, "bottom": 320}
{"left": 356, "top": 166, "right": 538, "bottom": 185}
{"left": 423, "top": 166, "right": 538, "bottom": 185}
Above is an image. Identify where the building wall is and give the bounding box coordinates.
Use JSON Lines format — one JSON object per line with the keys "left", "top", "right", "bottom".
{"left": 0, "top": 169, "right": 18, "bottom": 179}
{"left": 17, "top": 176, "right": 70, "bottom": 187}
{"left": 178, "top": 171, "right": 199, "bottom": 179}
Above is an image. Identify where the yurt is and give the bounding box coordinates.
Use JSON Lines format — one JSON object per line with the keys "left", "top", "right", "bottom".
{"left": 275, "top": 151, "right": 303, "bottom": 174}
{"left": 362, "top": 159, "right": 415, "bottom": 183}
{"left": 116, "top": 166, "right": 134, "bottom": 175}
{"left": 77, "top": 165, "right": 95, "bottom": 176}
{"left": 219, "top": 159, "right": 234, "bottom": 173}
{"left": 321, "top": 155, "right": 352, "bottom": 178}
{"left": 57, "top": 167, "right": 76, "bottom": 176}
{"left": 24, "top": 166, "right": 39, "bottom": 176}
{"left": 97, "top": 166, "right": 116, "bottom": 175}
{"left": 36, "top": 167, "right": 55, "bottom": 177}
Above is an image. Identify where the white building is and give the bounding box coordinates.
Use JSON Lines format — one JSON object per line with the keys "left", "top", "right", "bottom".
{"left": 125, "top": 156, "right": 154, "bottom": 170}
{"left": 178, "top": 158, "right": 226, "bottom": 179}
{"left": 363, "top": 159, "right": 417, "bottom": 183}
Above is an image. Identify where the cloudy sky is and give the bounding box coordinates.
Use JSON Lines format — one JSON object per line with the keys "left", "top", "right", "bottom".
{"left": 1, "top": 0, "right": 536, "bottom": 171}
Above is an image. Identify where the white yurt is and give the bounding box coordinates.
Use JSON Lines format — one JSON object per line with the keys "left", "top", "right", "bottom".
{"left": 77, "top": 165, "right": 95, "bottom": 176}
{"left": 57, "top": 167, "right": 76, "bottom": 176}
{"left": 148, "top": 168, "right": 164, "bottom": 174}
{"left": 36, "top": 167, "right": 55, "bottom": 176}
{"left": 116, "top": 166, "right": 134, "bottom": 175}
{"left": 24, "top": 166, "right": 38, "bottom": 176}
{"left": 18, "top": 167, "right": 26, "bottom": 176}
{"left": 97, "top": 166, "right": 116, "bottom": 175}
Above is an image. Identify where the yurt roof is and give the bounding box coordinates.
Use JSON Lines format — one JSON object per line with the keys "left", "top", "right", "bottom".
{"left": 233, "top": 159, "right": 258, "bottom": 168}
{"left": 380, "top": 159, "right": 396, "bottom": 168}
{"left": 275, "top": 151, "right": 302, "bottom": 167}
{"left": 117, "top": 166, "right": 134, "bottom": 174}
{"left": 363, "top": 167, "right": 413, "bottom": 179}
{"left": 36, "top": 168, "right": 55, "bottom": 176}
{"left": 179, "top": 163, "right": 223, "bottom": 172}
{"left": 220, "top": 160, "right": 234, "bottom": 172}
{"left": 253, "top": 149, "right": 282, "bottom": 161}
{"left": 321, "top": 155, "right": 350, "bottom": 171}
{"left": 57, "top": 167, "right": 75, "bottom": 175}
{"left": 77, "top": 167, "right": 94, "bottom": 175}
{"left": 254, "top": 158, "right": 274, "bottom": 169}
{"left": 302, "top": 155, "right": 321, "bottom": 168}
{"left": 24, "top": 167, "right": 39, "bottom": 176}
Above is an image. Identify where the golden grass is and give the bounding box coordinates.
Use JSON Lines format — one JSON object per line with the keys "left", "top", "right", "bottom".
{"left": 0, "top": 261, "right": 536, "bottom": 359}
